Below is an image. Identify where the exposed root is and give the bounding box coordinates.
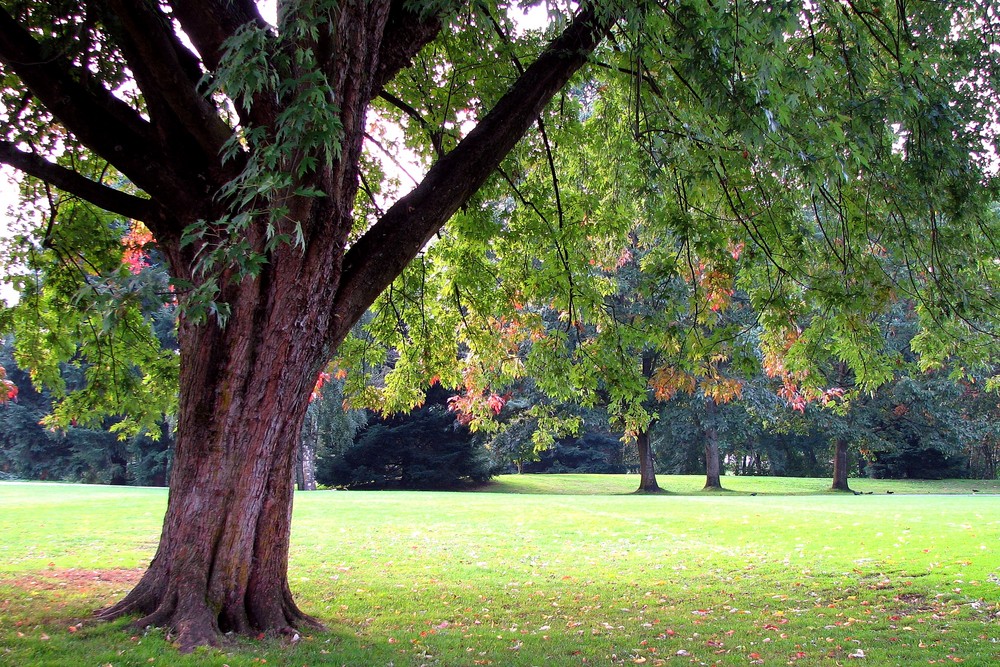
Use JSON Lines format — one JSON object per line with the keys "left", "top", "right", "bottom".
{"left": 282, "top": 603, "right": 326, "bottom": 633}
{"left": 94, "top": 571, "right": 164, "bottom": 622}
{"left": 175, "top": 614, "right": 222, "bottom": 653}
{"left": 133, "top": 588, "right": 179, "bottom": 630}
{"left": 97, "top": 572, "right": 325, "bottom": 651}
{"left": 280, "top": 585, "right": 326, "bottom": 632}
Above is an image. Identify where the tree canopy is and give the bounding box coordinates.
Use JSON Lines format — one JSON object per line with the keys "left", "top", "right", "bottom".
{"left": 1, "top": 0, "right": 998, "bottom": 652}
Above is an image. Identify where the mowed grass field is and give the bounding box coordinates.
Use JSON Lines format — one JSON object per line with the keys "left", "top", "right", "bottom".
{"left": 0, "top": 475, "right": 998, "bottom": 666}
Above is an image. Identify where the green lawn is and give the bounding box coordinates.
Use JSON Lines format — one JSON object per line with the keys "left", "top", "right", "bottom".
{"left": 1, "top": 476, "right": 998, "bottom": 666}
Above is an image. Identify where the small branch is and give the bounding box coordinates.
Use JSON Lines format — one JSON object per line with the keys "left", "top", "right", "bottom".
{"left": 363, "top": 132, "right": 421, "bottom": 186}
{"left": 0, "top": 142, "right": 157, "bottom": 223}
{"left": 591, "top": 60, "right": 664, "bottom": 98}
{"left": 378, "top": 91, "right": 445, "bottom": 158}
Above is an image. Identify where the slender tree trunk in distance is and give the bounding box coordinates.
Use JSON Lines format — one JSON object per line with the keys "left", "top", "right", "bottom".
{"left": 702, "top": 398, "right": 723, "bottom": 490}
{"left": 300, "top": 440, "right": 317, "bottom": 491}
{"left": 831, "top": 438, "right": 852, "bottom": 491}
{"left": 635, "top": 351, "right": 661, "bottom": 493}
{"left": 298, "top": 408, "right": 319, "bottom": 491}
{"left": 635, "top": 428, "right": 661, "bottom": 493}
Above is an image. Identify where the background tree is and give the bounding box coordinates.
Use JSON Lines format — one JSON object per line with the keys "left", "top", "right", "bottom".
{"left": 2, "top": 0, "right": 998, "bottom": 652}
{"left": 319, "top": 384, "right": 494, "bottom": 489}
{"left": 0, "top": 338, "right": 175, "bottom": 484}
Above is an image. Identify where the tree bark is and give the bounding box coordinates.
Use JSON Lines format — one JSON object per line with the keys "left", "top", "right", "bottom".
{"left": 635, "top": 428, "right": 661, "bottom": 493}
{"left": 300, "top": 440, "right": 317, "bottom": 492}
{"left": 96, "top": 265, "right": 333, "bottom": 649}
{"left": 702, "top": 398, "right": 723, "bottom": 490}
{"left": 831, "top": 438, "right": 852, "bottom": 492}
{"left": 635, "top": 351, "right": 661, "bottom": 493}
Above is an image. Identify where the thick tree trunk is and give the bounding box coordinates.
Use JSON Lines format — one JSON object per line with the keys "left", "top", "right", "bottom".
{"left": 702, "top": 398, "right": 723, "bottom": 490}
{"left": 635, "top": 428, "right": 661, "bottom": 493}
{"left": 96, "top": 279, "right": 332, "bottom": 649}
{"left": 831, "top": 438, "right": 852, "bottom": 492}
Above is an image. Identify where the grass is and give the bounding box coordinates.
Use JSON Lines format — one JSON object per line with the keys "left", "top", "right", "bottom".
{"left": 0, "top": 476, "right": 997, "bottom": 666}
{"left": 476, "top": 474, "right": 1000, "bottom": 496}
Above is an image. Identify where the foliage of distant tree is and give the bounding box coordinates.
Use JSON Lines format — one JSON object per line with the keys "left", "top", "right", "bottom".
{"left": 318, "top": 386, "right": 494, "bottom": 489}
{"left": 0, "top": 340, "right": 173, "bottom": 484}
{"left": 519, "top": 432, "right": 626, "bottom": 475}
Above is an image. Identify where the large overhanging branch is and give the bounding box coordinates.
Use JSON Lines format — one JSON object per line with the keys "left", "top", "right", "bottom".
{"left": 106, "top": 0, "right": 233, "bottom": 160}
{"left": 0, "top": 8, "right": 168, "bottom": 199}
{"left": 330, "top": 3, "right": 619, "bottom": 346}
{"left": 371, "top": 0, "right": 453, "bottom": 95}
{"left": 0, "top": 142, "right": 157, "bottom": 223}
{"left": 168, "top": 0, "right": 266, "bottom": 72}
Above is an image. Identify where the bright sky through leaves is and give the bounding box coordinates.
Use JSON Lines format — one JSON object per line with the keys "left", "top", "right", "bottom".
{"left": 0, "top": 167, "right": 20, "bottom": 305}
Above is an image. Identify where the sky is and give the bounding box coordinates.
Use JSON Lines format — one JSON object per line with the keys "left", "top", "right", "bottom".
{"left": 1, "top": 168, "right": 20, "bottom": 305}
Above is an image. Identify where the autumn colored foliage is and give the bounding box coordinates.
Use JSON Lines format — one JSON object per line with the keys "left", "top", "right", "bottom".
{"left": 120, "top": 223, "right": 154, "bottom": 274}
{"left": 0, "top": 365, "right": 16, "bottom": 403}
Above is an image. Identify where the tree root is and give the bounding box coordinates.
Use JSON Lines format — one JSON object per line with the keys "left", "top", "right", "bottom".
{"left": 95, "top": 571, "right": 325, "bottom": 652}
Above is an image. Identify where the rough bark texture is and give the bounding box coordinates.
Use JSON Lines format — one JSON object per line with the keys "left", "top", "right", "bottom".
{"left": 95, "top": 262, "right": 336, "bottom": 648}
{"left": 635, "top": 429, "right": 661, "bottom": 493}
{"left": 0, "top": 0, "right": 620, "bottom": 651}
{"left": 831, "top": 438, "right": 852, "bottom": 492}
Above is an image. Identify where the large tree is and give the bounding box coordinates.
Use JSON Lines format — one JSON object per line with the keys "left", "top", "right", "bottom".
{"left": 0, "top": 0, "right": 622, "bottom": 649}
{"left": 1, "top": 0, "right": 997, "bottom": 653}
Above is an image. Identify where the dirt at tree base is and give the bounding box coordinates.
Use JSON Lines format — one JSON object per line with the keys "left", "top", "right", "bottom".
{"left": 1, "top": 567, "right": 144, "bottom": 596}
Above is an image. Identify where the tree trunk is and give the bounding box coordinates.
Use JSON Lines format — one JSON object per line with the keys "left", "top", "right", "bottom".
{"left": 635, "top": 351, "right": 660, "bottom": 493}
{"left": 300, "top": 440, "right": 317, "bottom": 491}
{"left": 297, "top": 407, "right": 319, "bottom": 491}
{"left": 703, "top": 398, "right": 723, "bottom": 490}
{"left": 96, "top": 275, "right": 333, "bottom": 649}
{"left": 635, "top": 428, "right": 660, "bottom": 493}
{"left": 831, "top": 438, "right": 852, "bottom": 492}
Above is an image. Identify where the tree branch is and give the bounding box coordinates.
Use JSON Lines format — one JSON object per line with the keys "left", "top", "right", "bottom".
{"left": 0, "top": 7, "right": 171, "bottom": 201}
{"left": 0, "top": 142, "right": 158, "bottom": 223}
{"left": 378, "top": 90, "right": 446, "bottom": 158}
{"left": 105, "top": 0, "right": 233, "bottom": 160}
{"left": 167, "top": 0, "right": 265, "bottom": 72}
{"left": 331, "top": 3, "right": 618, "bottom": 346}
{"left": 371, "top": 0, "right": 452, "bottom": 95}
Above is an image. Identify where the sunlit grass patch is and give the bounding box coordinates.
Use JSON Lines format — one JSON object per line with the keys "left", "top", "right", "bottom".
{"left": 1, "top": 478, "right": 998, "bottom": 665}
